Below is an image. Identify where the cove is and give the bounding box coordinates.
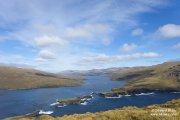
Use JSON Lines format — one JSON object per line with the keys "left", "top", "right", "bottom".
{"left": 0, "top": 75, "right": 179, "bottom": 119}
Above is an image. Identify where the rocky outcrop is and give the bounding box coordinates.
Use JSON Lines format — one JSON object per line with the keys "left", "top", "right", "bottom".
{"left": 55, "top": 95, "right": 92, "bottom": 106}
{"left": 97, "top": 87, "right": 180, "bottom": 98}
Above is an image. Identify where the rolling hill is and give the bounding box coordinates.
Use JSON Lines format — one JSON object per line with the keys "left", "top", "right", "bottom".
{"left": 110, "top": 61, "right": 180, "bottom": 94}
{"left": 0, "top": 66, "right": 83, "bottom": 90}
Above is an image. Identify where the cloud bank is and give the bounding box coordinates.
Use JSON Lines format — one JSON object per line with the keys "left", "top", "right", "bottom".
{"left": 77, "top": 52, "right": 161, "bottom": 66}
{"left": 0, "top": 0, "right": 169, "bottom": 71}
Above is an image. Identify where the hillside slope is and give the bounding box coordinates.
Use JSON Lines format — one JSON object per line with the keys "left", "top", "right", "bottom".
{"left": 111, "top": 61, "right": 180, "bottom": 93}
{"left": 0, "top": 66, "right": 83, "bottom": 90}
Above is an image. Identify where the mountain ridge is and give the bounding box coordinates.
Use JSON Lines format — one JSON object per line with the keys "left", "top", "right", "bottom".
{"left": 0, "top": 66, "right": 83, "bottom": 90}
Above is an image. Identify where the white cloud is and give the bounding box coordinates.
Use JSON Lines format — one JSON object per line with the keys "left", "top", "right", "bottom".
{"left": 77, "top": 52, "right": 161, "bottom": 65}
{"left": 172, "top": 43, "right": 180, "bottom": 49}
{"left": 131, "top": 28, "right": 144, "bottom": 36}
{"left": 155, "top": 24, "right": 180, "bottom": 39}
{"left": 39, "top": 50, "right": 56, "bottom": 59}
{"left": 120, "top": 43, "right": 138, "bottom": 52}
{"left": 34, "top": 35, "right": 67, "bottom": 48}
{"left": 64, "top": 27, "right": 91, "bottom": 39}
{"left": 0, "top": 0, "right": 169, "bottom": 71}
{"left": 63, "top": 24, "right": 111, "bottom": 42}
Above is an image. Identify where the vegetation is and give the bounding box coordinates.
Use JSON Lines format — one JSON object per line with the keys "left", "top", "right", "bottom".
{"left": 110, "top": 61, "right": 180, "bottom": 93}
{"left": 5, "top": 98, "right": 180, "bottom": 120}
{"left": 3, "top": 62, "right": 180, "bottom": 119}
{"left": 54, "top": 95, "right": 92, "bottom": 106}
{"left": 0, "top": 66, "right": 84, "bottom": 90}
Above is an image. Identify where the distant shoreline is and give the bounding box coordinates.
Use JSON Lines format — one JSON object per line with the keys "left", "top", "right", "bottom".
{"left": 0, "top": 83, "right": 84, "bottom": 91}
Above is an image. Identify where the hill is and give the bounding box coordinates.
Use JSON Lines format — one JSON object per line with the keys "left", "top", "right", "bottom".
{"left": 110, "top": 61, "right": 180, "bottom": 93}
{"left": 0, "top": 66, "right": 83, "bottom": 90}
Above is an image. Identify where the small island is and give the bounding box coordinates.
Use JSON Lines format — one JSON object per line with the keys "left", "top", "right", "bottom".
{"left": 51, "top": 95, "right": 92, "bottom": 107}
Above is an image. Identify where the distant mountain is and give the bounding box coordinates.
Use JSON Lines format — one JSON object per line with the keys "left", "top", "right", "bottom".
{"left": 59, "top": 67, "right": 130, "bottom": 76}
{"left": 0, "top": 66, "right": 83, "bottom": 90}
{"left": 1, "top": 61, "right": 179, "bottom": 90}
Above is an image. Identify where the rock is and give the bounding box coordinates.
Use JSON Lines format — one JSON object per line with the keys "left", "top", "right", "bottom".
{"left": 97, "top": 88, "right": 180, "bottom": 98}
{"left": 57, "top": 95, "right": 92, "bottom": 106}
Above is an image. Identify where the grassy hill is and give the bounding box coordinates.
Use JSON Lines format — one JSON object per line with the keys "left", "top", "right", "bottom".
{"left": 0, "top": 66, "right": 83, "bottom": 90}
{"left": 6, "top": 98, "right": 180, "bottom": 120}
{"left": 110, "top": 61, "right": 180, "bottom": 93}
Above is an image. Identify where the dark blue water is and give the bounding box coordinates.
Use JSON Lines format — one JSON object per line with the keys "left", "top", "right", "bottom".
{"left": 0, "top": 75, "right": 179, "bottom": 119}
{"left": 52, "top": 92, "right": 180, "bottom": 117}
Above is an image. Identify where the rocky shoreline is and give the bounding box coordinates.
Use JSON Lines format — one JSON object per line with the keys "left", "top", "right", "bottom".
{"left": 96, "top": 88, "right": 180, "bottom": 98}
{"left": 50, "top": 88, "right": 180, "bottom": 104}
{"left": 51, "top": 94, "right": 93, "bottom": 107}
{"left": 4, "top": 89, "right": 180, "bottom": 120}
{"left": 5, "top": 98, "right": 180, "bottom": 120}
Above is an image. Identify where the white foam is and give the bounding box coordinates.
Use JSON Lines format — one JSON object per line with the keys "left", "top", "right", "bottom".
{"left": 124, "top": 94, "right": 131, "bottom": 96}
{"left": 57, "top": 104, "right": 67, "bottom": 107}
{"left": 135, "top": 92, "right": 154, "bottom": 96}
{"left": 50, "top": 102, "right": 59, "bottom": 106}
{"left": 81, "top": 98, "right": 87, "bottom": 101}
{"left": 171, "top": 92, "right": 180, "bottom": 93}
{"left": 87, "top": 98, "right": 91, "bottom": 101}
{"left": 80, "top": 101, "right": 88, "bottom": 105}
{"left": 39, "top": 110, "right": 53, "bottom": 115}
{"left": 105, "top": 95, "right": 122, "bottom": 99}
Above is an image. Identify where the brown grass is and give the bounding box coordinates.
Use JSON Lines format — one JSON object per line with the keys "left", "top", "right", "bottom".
{"left": 111, "top": 61, "right": 180, "bottom": 92}
{"left": 0, "top": 66, "right": 83, "bottom": 90}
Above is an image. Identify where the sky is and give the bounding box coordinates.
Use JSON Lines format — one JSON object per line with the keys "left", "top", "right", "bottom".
{"left": 0, "top": 0, "right": 180, "bottom": 72}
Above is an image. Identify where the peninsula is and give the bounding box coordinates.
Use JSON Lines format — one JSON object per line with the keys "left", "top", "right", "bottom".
{"left": 0, "top": 66, "right": 83, "bottom": 90}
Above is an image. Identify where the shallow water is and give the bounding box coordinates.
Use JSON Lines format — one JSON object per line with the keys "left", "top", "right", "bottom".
{"left": 0, "top": 75, "right": 179, "bottom": 119}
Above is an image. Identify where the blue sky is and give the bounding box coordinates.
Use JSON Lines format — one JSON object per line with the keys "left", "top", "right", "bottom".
{"left": 0, "top": 0, "right": 180, "bottom": 72}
